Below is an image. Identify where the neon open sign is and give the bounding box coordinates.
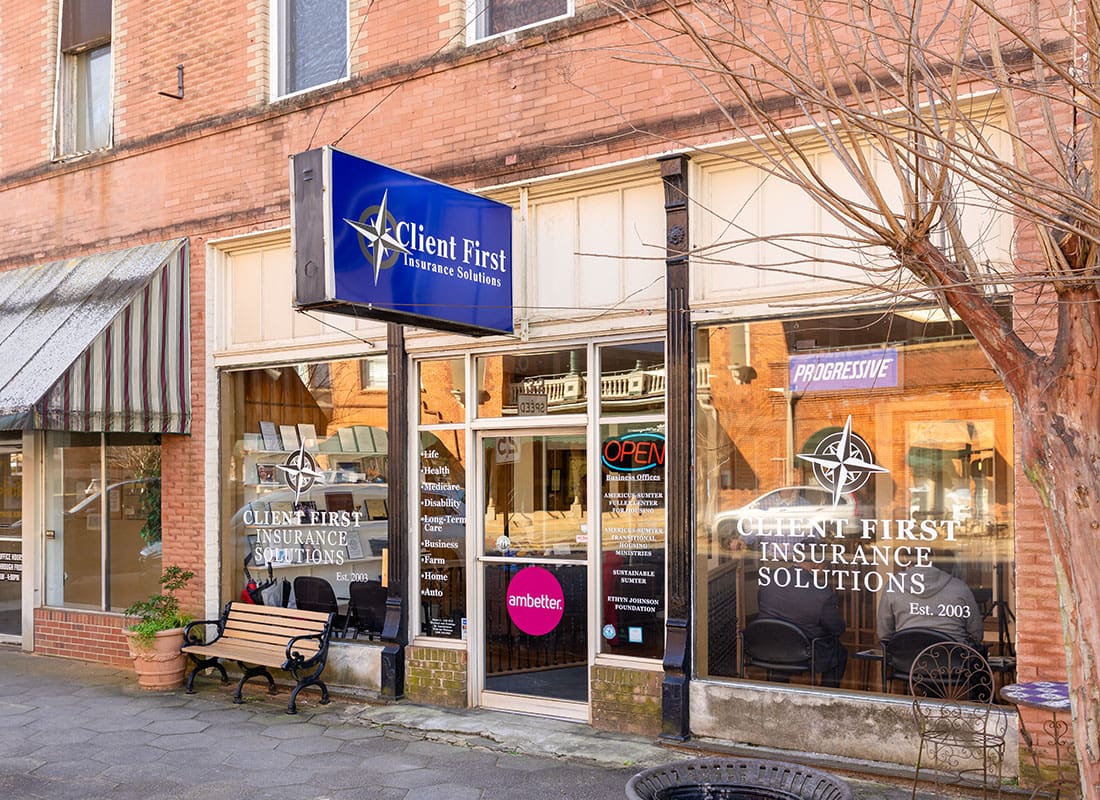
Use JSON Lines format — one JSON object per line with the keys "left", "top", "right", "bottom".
{"left": 601, "top": 432, "right": 666, "bottom": 473}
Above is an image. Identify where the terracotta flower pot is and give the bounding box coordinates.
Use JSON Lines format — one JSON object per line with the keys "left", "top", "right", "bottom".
{"left": 125, "top": 627, "right": 187, "bottom": 690}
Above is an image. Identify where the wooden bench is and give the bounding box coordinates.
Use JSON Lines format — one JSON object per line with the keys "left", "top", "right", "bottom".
{"left": 181, "top": 602, "right": 335, "bottom": 714}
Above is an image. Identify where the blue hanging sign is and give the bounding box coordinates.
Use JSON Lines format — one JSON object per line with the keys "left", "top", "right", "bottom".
{"left": 291, "top": 147, "right": 513, "bottom": 335}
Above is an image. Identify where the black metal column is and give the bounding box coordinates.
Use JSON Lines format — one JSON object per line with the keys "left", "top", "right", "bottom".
{"left": 659, "top": 153, "right": 692, "bottom": 741}
{"left": 381, "top": 322, "right": 409, "bottom": 699}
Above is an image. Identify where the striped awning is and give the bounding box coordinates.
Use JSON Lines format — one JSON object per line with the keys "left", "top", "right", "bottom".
{"left": 0, "top": 239, "right": 190, "bottom": 433}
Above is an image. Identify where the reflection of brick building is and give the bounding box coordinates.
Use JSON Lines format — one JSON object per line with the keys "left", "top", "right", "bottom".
{"left": 704, "top": 319, "right": 1012, "bottom": 522}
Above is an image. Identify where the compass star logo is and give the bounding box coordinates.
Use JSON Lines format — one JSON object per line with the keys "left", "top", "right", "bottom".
{"left": 344, "top": 189, "right": 409, "bottom": 285}
{"left": 277, "top": 442, "right": 325, "bottom": 505}
{"left": 797, "top": 415, "right": 888, "bottom": 507}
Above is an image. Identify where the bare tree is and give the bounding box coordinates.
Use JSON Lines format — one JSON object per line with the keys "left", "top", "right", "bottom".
{"left": 600, "top": 0, "right": 1100, "bottom": 793}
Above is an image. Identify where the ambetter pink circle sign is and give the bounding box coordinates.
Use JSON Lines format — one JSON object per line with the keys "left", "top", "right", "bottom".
{"left": 506, "top": 566, "right": 565, "bottom": 636}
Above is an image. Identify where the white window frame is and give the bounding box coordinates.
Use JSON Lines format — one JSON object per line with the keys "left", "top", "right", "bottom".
{"left": 466, "top": 0, "right": 574, "bottom": 44}
{"left": 270, "top": 0, "right": 350, "bottom": 100}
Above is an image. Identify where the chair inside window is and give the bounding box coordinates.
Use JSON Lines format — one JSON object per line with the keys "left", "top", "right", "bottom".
{"left": 292, "top": 576, "right": 345, "bottom": 634}
{"left": 344, "top": 580, "right": 387, "bottom": 640}
{"left": 881, "top": 627, "right": 957, "bottom": 693}
{"left": 909, "top": 641, "right": 1007, "bottom": 799}
{"left": 739, "top": 618, "right": 822, "bottom": 685}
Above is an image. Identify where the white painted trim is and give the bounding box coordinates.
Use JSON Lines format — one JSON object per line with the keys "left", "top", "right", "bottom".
{"left": 479, "top": 690, "right": 589, "bottom": 722}
{"left": 203, "top": 241, "right": 222, "bottom": 619}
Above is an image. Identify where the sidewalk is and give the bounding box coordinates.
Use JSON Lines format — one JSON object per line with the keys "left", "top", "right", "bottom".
{"left": 0, "top": 645, "right": 951, "bottom": 799}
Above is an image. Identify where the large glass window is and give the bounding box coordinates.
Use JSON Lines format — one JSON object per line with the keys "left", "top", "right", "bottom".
{"left": 219, "top": 357, "right": 388, "bottom": 638}
{"left": 599, "top": 421, "right": 665, "bottom": 658}
{"left": 419, "top": 431, "right": 467, "bottom": 638}
{"left": 471, "top": 0, "right": 571, "bottom": 41}
{"left": 695, "top": 309, "right": 1015, "bottom": 693}
{"left": 417, "top": 358, "right": 468, "bottom": 639}
{"left": 599, "top": 341, "right": 665, "bottom": 416}
{"left": 275, "top": 0, "right": 348, "bottom": 96}
{"left": 43, "top": 432, "right": 161, "bottom": 611}
{"left": 476, "top": 347, "right": 587, "bottom": 418}
{"left": 597, "top": 340, "right": 666, "bottom": 659}
{"left": 57, "top": 0, "right": 112, "bottom": 155}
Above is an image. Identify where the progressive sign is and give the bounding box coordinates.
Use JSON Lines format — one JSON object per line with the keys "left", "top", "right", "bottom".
{"left": 788, "top": 348, "right": 899, "bottom": 393}
{"left": 291, "top": 147, "right": 513, "bottom": 335}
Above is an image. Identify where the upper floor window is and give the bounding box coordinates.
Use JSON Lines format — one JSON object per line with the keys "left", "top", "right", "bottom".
{"left": 57, "top": 0, "right": 112, "bottom": 155}
{"left": 470, "top": 0, "right": 571, "bottom": 41}
{"left": 275, "top": 0, "right": 348, "bottom": 97}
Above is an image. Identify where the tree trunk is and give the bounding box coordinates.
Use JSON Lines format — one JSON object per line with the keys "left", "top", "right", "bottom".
{"left": 907, "top": 241, "right": 1100, "bottom": 796}
{"left": 1013, "top": 285, "right": 1100, "bottom": 798}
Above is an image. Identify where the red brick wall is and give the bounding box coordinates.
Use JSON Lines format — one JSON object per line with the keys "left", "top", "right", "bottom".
{"left": 33, "top": 607, "right": 135, "bottom": 670}
{"left": 159, "top": 241, "right": 207, "bottom": 620}
{"left": 0, "top": 3, "right": 714, "bottom": 270}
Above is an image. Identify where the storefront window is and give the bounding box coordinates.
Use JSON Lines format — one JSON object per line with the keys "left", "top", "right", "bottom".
{"left": 43, "top": 432, "right": 162, "bottom": 611}
{"left": 599, "top": 421, "right": 666, "bottom": 658}
{"left": 483, "top": 433, "right": 587, "bottom": 560}
{"left": 599, "top": 342, "right": 665, "bottom": 416}
{"left": 419, "top": 430, "right": 467, "bottom": 638}
{"left": 420, "top": 357, "right": 465, "bottom": 425}
{"left": 219, "top": 359, "right": 388, "bottom": 635}
{"left": 476, "top": 348, "right": 587, "bottom": 417}
{"left": 695, "top": 309, "right": 1015, "bottom": 692}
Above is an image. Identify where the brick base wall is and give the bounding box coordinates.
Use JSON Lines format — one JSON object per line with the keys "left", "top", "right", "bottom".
{"left": 405, "top": 645, "right": 467, "bottom": 708}
{"left": 592, "top": 663, "right": 662, "bottom": 736}
{"left": 33, "top": 607, "right": 135, "bottom": 670}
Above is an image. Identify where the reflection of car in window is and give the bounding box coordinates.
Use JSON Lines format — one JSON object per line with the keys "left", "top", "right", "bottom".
{"left": 714, "top": 486, "right": 860, "bottom": 544}
{"left": 63, "top": 478, "right": 161, "bottom": 561}
{"left": 66, "top": 478, "right": 158, "bottom": 516}
{"left": 47, "top": 477, "right": 164, "bottom": 608}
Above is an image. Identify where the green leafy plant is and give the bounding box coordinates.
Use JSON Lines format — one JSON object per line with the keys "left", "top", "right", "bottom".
{"left": 124, "top": 565, "right": 194, "bottom": 643}
{"left": 139, "top": 478, "right": 161, "bottom": 545}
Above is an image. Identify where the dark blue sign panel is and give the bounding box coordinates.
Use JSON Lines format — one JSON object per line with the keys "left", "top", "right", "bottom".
{"left": 789, "top": 348, "right": 899, "bottom": 393}
{"left": 294, "top": 147, "right": 513, "bottom": 335}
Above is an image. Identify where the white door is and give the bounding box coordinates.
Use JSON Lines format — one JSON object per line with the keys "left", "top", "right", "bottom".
{"left": 476, "top": 431, "right": 590, "bottom": 720}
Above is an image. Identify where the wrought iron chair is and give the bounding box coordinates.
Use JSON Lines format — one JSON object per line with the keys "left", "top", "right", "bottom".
{"left": 343, "top": 579, "right": 387, "bottom": 640}
{"left": 739, "top": 618, "right": 826, "bottom": 685}
{"left": 908, "top": 641, "right": 1007, "bottom": 800}
{"left": 881, "top": 627, "right": 956, "bottom": 693}
{"left": 292, "top": 576, "right": 346, "bottom": 635}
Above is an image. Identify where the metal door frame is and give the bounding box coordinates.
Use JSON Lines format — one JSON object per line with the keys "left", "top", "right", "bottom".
{"left": 472, "top": 425, "right": 593, "bottom": 722}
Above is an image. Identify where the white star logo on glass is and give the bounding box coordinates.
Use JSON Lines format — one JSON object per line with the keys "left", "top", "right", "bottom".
{"left": 797, "top": 415, "right": 888, "bottom": 506}
{"left": 278, "top": 442, "right": 325, "bottom": 505}
{"left": 344, "top": 190, "right": 409, "bottom": 285}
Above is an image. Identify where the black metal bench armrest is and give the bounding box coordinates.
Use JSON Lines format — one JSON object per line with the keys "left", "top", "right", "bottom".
{"left": 182, "top": 617, "right": 222, "bottom": 646}
{"left": 284, "top": 632, "right": 327, "bottom": 668}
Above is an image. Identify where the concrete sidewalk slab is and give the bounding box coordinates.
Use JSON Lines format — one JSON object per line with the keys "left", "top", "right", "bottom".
{"left": 0, "top": 645, "right": 969, "bottom": 799}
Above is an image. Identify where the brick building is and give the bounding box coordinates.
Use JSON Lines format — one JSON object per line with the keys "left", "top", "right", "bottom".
{"left": 0, "top": 0, "right": 1070, "bottom": 786}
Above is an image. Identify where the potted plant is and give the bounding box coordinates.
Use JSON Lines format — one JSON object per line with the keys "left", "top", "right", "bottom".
{"left": 123, "top": 565, "right": 194, "bottom": 690}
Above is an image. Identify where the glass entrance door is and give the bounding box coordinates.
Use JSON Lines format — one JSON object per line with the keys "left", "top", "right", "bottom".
{"left": 0, "top": 443, "right": 23, "bottom": 640}
{"left": 478, "top": 432, "right": 589, "bottom": 718}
